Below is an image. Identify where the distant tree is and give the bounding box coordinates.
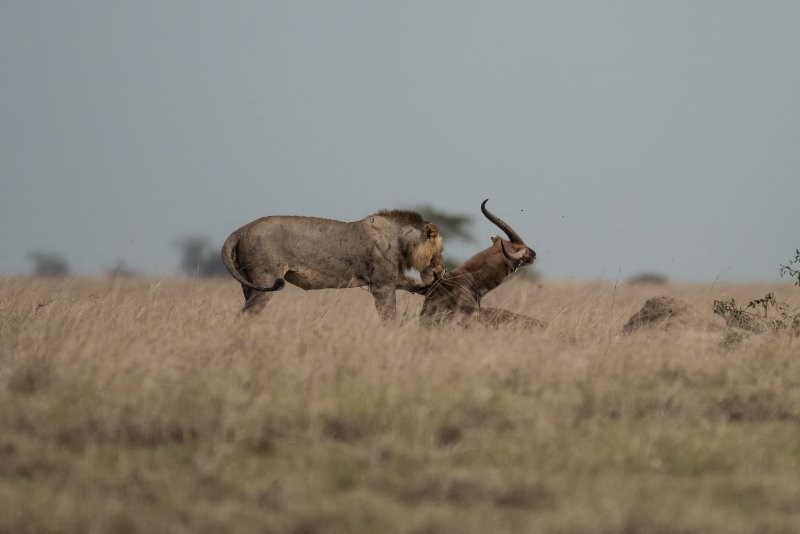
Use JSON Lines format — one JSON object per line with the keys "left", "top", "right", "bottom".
{"left": 105, "top": 260, "right": 140, "bottom": 278}
{"left": 26, "top": 251, "right": 70, "bottom": 277}
{"left": 415, "top": 205, "right": 476, "bottom": 244}
{"left": 626, "top": 272, "right": 668, "bottom": 285}
{"left": 174, "top": 236, "right": 227, "bottom": 278}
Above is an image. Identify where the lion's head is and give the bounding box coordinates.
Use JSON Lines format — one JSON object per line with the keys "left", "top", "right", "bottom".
{"left": 407, "top": 222, "right": 445, "bottom": 282}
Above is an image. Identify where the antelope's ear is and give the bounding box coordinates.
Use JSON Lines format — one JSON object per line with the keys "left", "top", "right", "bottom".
{"left": 424, "top": 223, "right": 439, "bottom": 239}
{"left": 490, "top": 235, "right": 500, "bottom": 244}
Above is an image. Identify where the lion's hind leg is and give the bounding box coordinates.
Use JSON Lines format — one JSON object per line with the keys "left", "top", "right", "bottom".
{"left": 240, "top": 271, "right": 285, "bottom": 315}
{"left": 240, "top": 287, "right": 270, "bottom": 315}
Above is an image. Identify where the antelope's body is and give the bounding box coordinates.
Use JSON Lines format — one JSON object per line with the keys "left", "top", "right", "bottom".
{"left": 420, "top": 200, "right": 537, "bottom": 327}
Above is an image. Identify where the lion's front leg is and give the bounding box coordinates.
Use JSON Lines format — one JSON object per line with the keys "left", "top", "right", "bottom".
{"left": 396, "top": 275, "right": 431, "bottom": 295}
{"left": 370, "top": 284, "right": 397, "bottom": 321}
{"left": 369, "top": 244, "right": 404, "bottom": 320}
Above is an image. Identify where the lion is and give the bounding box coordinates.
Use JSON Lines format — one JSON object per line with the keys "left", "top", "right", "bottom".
{"left": 221, "top": 209, "right": 445, "bottom": 320}
{"left": 419, "top": 200, "right": 541, "bottom": 328}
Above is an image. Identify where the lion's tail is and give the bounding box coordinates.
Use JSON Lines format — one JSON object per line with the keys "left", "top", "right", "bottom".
{"left": 220, "top": 231, "right": 286, "bottom": 292}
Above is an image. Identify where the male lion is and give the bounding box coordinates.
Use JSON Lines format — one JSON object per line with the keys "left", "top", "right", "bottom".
{"left": 419, "top": 200, "right": 541, "bottom": 328}
{"left": 221, "top": 209, "right": 445, "bottom": 320}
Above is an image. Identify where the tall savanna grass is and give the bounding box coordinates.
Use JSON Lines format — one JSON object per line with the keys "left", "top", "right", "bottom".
{"left": 1, "top": 276, "right": 799, "bottom": 533}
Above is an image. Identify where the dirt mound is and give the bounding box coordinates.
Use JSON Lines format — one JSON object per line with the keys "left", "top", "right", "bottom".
{"left": 622, "top": 296, "right": 723, "bottom": 335}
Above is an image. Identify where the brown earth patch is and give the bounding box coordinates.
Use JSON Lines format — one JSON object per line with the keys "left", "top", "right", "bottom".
{"left": 622, "top": 296, "right": 724, "bottom": 335}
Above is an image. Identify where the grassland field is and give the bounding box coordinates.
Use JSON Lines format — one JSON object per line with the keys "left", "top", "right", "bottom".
{"left": 1, "top": 276, "right": 799, "bottom": 533}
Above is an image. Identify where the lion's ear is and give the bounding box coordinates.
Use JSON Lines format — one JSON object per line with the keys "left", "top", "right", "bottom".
{"left": 424, "top": 223, "right": 439, "bottom": 239}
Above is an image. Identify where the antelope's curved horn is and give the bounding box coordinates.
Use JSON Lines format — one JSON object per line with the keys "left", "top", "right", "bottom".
{"left": 501, "top": 240, "right": 527, "bottom": 261}
{"left": 481, "top": 199, "right": 523, "bottom": 243}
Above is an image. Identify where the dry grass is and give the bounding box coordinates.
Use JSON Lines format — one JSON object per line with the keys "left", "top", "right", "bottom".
{"left": 1, "top": 276, "right": 799, "bottom": 533}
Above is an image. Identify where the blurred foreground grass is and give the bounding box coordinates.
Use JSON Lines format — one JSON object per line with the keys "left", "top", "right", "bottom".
{"left": 1, "top": 277, "right": 799, "bottom": 533}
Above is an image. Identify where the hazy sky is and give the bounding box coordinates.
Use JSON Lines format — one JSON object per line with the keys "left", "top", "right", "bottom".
{"left": 2, "top": 1, "right": 798, "bottom": 283}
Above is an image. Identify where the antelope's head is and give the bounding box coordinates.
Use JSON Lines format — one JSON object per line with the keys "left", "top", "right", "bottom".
{"left": 481, "top": 199, "right": 536, "bottom": 271}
